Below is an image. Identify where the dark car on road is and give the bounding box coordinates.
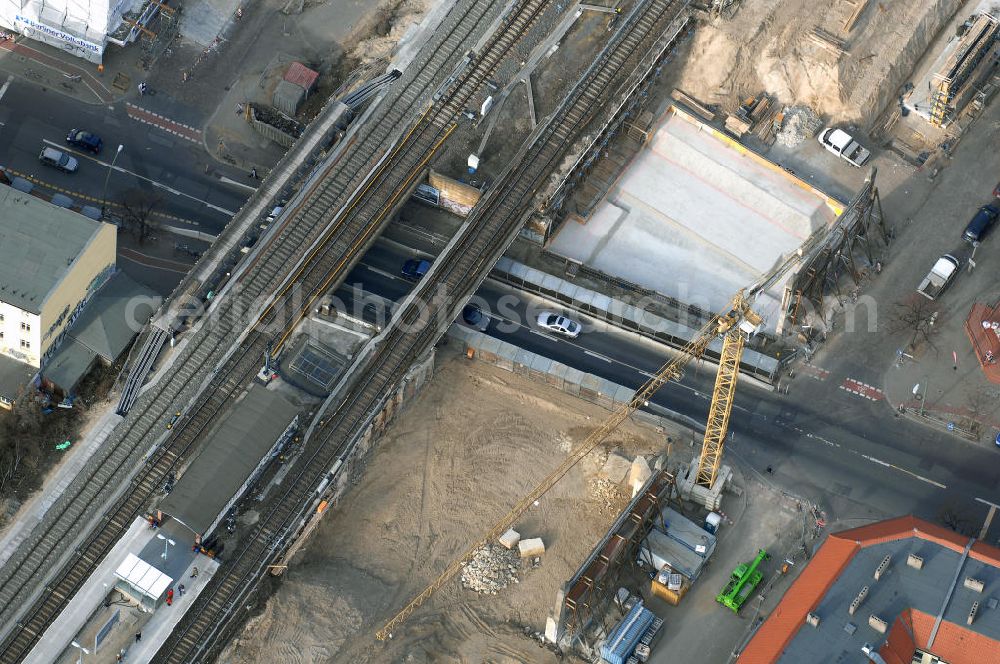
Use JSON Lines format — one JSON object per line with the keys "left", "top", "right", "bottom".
{"left": 962, "top": 205, "right": 999, "bottom": 243}
{"left": 401, "top": 258, "right": 431, "bottom": 281}
{"left": 461, "top": 303, "right": 490, "bottom": 331}
{"left": 66, "top": 129, "right": 103, "bottom": 154}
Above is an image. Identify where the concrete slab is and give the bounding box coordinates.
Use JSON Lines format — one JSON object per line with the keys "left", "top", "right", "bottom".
{"left": 549, "top": 108, "right": 843, "bottom": 331}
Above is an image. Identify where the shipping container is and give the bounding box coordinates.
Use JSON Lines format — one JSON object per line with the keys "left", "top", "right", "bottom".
{"left": 600, "top": 602, "right": 655, "bottom": 664}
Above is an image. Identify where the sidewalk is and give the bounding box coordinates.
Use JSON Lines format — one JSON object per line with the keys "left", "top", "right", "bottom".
{"left": 882, "top": 308, "right": 1000, "bottom": 445}
{"left": 0, "top": 38, "right": 115, "bottom": 104}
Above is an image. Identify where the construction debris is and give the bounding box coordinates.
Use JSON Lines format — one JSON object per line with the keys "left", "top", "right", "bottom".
{"left": 599, "top": 453, "right": 631, "bottom": 483}
{"left": 461, "top": 543, "right": 521, "bottom": 595}
{"left": 776, "top": 105, "right": 822, "bottom": 148}
{"left": 591, "top": 478, "right": 628, "bottom": 516}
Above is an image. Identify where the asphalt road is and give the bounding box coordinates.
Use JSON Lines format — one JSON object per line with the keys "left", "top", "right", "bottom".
{"left": 0, "top": 75, "right": 247, "bottom": 235}
{"left": 335, "top": 233, "right": 1000, "bottom": 544}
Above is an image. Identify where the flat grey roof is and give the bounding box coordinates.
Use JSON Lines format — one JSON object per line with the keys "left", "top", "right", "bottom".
{"left": 67, "top": 271, "right": 160, "bottom": 361}
{"left": 0, "top": 183, "right": 109, "bottom": 314}
{"left": 160, "top": 386, "right": 299, "bottom": 535}
{"left": 778, "top": 538, "right": 1000, "bottom": 662}
{"left": 42, "top": 339, "right": 97, "bottom": 392}
{"left": 0, "top": 354, "right": 36, "bottom": 402}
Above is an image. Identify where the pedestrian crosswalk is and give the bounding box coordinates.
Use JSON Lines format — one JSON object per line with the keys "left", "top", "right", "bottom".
{"left": 839, "top": 377, "right": 884, "bottom": 401}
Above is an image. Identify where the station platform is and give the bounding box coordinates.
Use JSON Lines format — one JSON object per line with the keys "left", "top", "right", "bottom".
{"left": 30, "top": 516, "right": 219, "bottom": 663}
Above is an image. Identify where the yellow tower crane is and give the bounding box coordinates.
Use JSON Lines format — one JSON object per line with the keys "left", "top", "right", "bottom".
{"left": 375, "top": 291, "right": 767, "bottom": 640}
{"left": 695, "top": 291, "right": 762, "bottom": 488}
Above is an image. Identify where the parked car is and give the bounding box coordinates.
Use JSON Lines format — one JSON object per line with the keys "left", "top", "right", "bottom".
{"left": 66, "top": 129, "right": 103, "bottom": 153}
{"left": 963, "top": 205, "right": 999, "bottom": 243}
{"left": 38, "top": 147, "right": 78, "bottom": 173}
{"left": 461, "top": 303, "right": 490, "bottom": 331}
{"left": 916, "top": 254, "right": 960, "bottom": 300}
{"left": 817, "top": 127, "right": 871, "bottom": 167}
{"left": 536, "top": 311, "right": 582, "bottom": 338}
{"left": 401, "top": 258, "right": 431, "bottom": 281}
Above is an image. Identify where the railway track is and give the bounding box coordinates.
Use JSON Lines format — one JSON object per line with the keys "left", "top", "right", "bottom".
{"left": 154, "top": 0, "right": 688, "bottom": 659}
{"left": 0, "top": 0, "right": 556, "bottom": 660}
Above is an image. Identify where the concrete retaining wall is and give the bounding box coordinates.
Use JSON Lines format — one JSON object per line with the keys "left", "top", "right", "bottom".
{"left": 448, "top": 324, "right": 683, "bottom": 431}
{"left": 492, "top": 256, "right": 780, "bottom": 384}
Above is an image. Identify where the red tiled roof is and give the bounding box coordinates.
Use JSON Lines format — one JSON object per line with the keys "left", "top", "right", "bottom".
{"left": 736, "top": 536, "right": 858, "bottom": 664}
{"left": 738, "top": 516, "right": 1000, "bottom": 663}
{"left": 283, "top": 62, "right": 319, "bottom": 91}
{"left": 880, "top": 609, "right": 916, "bottom": 664}
{"left": 909, "top": 609, "right": 1000, "bottom": 664}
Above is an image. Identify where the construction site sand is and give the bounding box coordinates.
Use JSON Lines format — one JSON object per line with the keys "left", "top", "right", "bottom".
{"left": 676, "top": 0, "right": 962, "bottom": 130}
{"left": 220, "top": 354, "right": 663, "bottom": 663}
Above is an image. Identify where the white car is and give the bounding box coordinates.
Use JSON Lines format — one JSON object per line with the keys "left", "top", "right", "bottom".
{"left": 536, "top": 311, "right": 582, "bottom": 338}
{"left": 817, "top": 127, "right": 871, "bottom": 167}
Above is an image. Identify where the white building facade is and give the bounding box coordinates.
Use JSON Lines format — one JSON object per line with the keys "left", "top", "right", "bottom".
{"left": 0, "top": 0, "right": 147, "bottom": 63}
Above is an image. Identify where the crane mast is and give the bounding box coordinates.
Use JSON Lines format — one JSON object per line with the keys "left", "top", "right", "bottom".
{"left": 696, "top": 292, "right": 761, "bottom": 488}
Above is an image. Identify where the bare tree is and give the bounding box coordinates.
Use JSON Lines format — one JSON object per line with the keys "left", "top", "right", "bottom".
{"left": 118, "top": 188, "right": 163, "bottom": 245}
{"left": 961, "top": 386, "right": 994, "bottom": 439}
{"left": 0, "top": 387, "right": 44, "bottom": 494}
{"left": 939, "top": 505, "right": 977, "bottom": 536}
{"left": 887, "top": 294, "right": 941, "bottom": 352}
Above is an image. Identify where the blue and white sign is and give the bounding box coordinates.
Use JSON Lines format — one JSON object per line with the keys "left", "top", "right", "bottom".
{"left": 94, "top": 607, "right": 120, "bottom": 651}
{"left": 13, "top": 15, "right": 103, "bottom": 55}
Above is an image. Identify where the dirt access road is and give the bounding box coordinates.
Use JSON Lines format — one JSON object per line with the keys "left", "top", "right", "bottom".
{"left": 220, "top": 352, "right": 666, "bottom": 663}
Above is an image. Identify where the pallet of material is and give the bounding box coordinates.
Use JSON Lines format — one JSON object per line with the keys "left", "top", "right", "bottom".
{"left": 724, "top": 114, "right": 752, "bottom": 137}
{"left": 843, "top": 0, "right": 869, "bottom": 32}
{"left": 670, "top": 89, "right": 715, "bottom": 121}
{"left": 808, "top": 28, "right": 847, "bottom": 56}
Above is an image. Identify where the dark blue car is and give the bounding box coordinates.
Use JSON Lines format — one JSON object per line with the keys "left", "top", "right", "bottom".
{"left": 401, "top": 258, "right": 431, "bottom": 280}
{"left": 66, "top": 129, "right": 103, "bottom": 154}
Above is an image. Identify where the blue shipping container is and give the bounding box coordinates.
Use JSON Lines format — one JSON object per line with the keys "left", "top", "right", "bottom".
{"left": 601, "top": 602, "right": 656, "bottom": 664}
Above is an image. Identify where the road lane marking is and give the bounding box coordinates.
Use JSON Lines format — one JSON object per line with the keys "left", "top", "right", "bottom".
{"left": 856, "top": 453, "right": 945, "bottom": 488}
{"left": 0, "top": 166, "right": 203, "bottom": 224}
{"left": 584, "top": 350, "right": 612, "bottom": 362}
{"left": 125, "top": 103, "right": 203, "bottom": 143}
{"left": 800, "top": 363, "right": 830, "bottom": 381}
{"left": 839, "top": 377, "right": 884, "bottom": 401}
{"left": 364, "top": 265, "right": 402, "bottom": 281}
{"left": 529, "top": 328, "right": 558, "bottom": 341}
{"left": 980, "top": 504, "right": 997, "bottom": 540}
{"left": 0, "top": 75, "right": 13, "bottom": 103}
{"left": 220, "top": 175, "right": 258, "bottom": 191}
{"left": 41, "top": 139, "right": 236, "bottom": 215}
{"left": 976, "top": 497, "right": 1000, "bottom": 509}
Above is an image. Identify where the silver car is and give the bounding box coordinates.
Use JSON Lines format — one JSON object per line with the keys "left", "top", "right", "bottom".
{"left": 536, "top": 311, "right": 581, "bottom": 338}
{"left": 39, "top": 147, "right": 79, "bottom": 173}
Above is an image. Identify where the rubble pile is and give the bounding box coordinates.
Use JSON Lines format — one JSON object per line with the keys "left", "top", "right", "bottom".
{"left": 776, "top": 105, "right": 822, "bottom": 148}
{"left": 591, "top": 478, "right": 627, "bottom": 516}
{"left": 460, "top": 543, "right": 521, "bottom": 595}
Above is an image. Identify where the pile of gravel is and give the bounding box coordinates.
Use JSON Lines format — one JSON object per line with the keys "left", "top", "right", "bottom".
{"left": 776, "top": 106, "right": 823, "bottom": 148}
{"left": 460, "top": 543, "right": 521, "bottom": 595}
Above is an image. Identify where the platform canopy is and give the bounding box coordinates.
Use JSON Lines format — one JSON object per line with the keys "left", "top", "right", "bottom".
{"left": 114, "top": 552, "right": 172, "bottom": 602}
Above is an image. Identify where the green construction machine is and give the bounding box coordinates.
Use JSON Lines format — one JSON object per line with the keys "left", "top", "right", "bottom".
{"left": 716, "top": 549, "right": 769, "bottom": 613}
